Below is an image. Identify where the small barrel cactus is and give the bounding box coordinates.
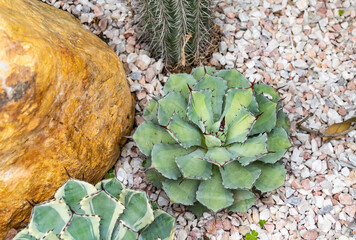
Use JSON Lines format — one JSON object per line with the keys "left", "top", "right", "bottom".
{"left": 134, "top": 0, "right": 213, "bottom": 66}
{"left": 134, "top": 67, "right": 291, "bottom": 213}
{"left": 14, "top": 178, "right": 175, "bottom": 240}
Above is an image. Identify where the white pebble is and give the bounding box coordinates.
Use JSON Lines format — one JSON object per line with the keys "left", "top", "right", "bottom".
{"left": 260, "top": 209, "right": 270, "bottom": 220}
{"left": 341, "top": 167, "right": 350, "bottom": 177}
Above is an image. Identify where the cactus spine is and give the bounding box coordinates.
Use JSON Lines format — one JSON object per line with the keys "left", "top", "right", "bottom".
{"left": 136, "top": 0, "right": 213, "bottom": 66}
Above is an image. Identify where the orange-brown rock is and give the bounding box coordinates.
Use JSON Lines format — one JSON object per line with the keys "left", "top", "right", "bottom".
{"left": 0, "top": 0, "right": 134, "bottom": 237}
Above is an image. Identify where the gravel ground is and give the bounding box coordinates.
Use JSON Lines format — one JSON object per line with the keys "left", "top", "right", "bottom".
{"left": 43, "top": 0, "right": 356, "bottom": 239}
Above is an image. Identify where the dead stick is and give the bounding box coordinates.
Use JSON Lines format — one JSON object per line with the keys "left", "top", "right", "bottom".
{"left": 181, "top": 32, "right": 192, "bottom": 67}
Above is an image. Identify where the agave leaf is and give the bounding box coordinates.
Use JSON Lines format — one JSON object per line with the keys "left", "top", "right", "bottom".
{"left": 249, "top": 94, "right": 277, "bottom": 135}
{"left": 196, "top": 166, "right": 234, "bottom": 212}
{"left": 40, "top": 231, "right": 60, "bottom": 240}
{"left": 219, "top": 161, "right": 261, "bottom": 189}
{"left": 151, "top": 144, "right": 195, "bottom": 180}
{"left": 163, "top": 73, "right": 197, "bottom": 99}
{"left": 227, "top": 134, "right": 268, "bottom": 166}
{"left": 213, "top": 69, "right": 250, "bottom": 88}
{"left": 139, "top": 210, "right": 175, "bottom": 240}
{"left": 59, "top": 214, "right": 100, "bottom": 240}
{"left": 252, "top": 162, "right": 286, "bottom": 192}
{"left": 188, "top": 202, "right": 211, "bottom": 218}
{"left": 95, "top": 178, "right": 125, "bottom": 199}
{"left": 13, "top": 229, "right": 36, "bottom": 240}
{"left": 158, "top": 92, "right": 188, "bottom": 126}
{"left": 143, "top": 99, "right": 159, "bottom": 124}
{"left": 80, "top": 191, "right": 124, "bottom": 239}
{"left": 204, "top": 147, "right": 236, "bottom": 166}
{"left": 276, "top": 109, "right": 290, "bottom": 133}
{"left": 221, "top": 88, "right": 259, "bottom": 128}
{"left": 133, "top": 121, "right": 176, "bottom": 156}
{"left": 192, "top": 66, "right": 217, "bottom": 80}
{"left": 54, "top": 179, "right": 97, "bottom": 214}
{"left": 204, "top": 134, "right": 223, "bottom": 147}
{"left": 193, "top": 75, "right": 227, "bottom": 121}
{"left": 28, "top": 200, "right": 71, "bottom": 238}
{"left": 225, "top": 107, "right": 256, "bottom": 145}
{"left": 119, "top": 189, "right": 154, "bottom": 232}
{"left": 167, "top": 113, "right": 202, "bottom": 148}
{"left": 228, "top": 190, "right": 257, "bottom": 213}
{"left": 211, "top": 120, "right": 222, "bottom": 133}
{"left": 175, "top": 149, "right": 212, "bottom": 180}
{"left": 187, "top": 89, "right": 214, "bottom": 132}
{"left": 259, "top": 128, "right": 291, "bottom": 164}
{"left": 253, "top": 83, "right": 280, "bottom": 102}
{"left": 146, "top": 167, "right": 166, "bottom": 188}
{"left": 162, "top": 179, "right": 200, "bottom": 205}
{"left": 112, "top": 223, "right": 138, "bottom": 240}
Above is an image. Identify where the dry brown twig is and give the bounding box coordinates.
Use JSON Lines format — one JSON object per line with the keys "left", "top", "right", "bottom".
{"left": 181, "top": 32, "right": 192, "bottom": 67}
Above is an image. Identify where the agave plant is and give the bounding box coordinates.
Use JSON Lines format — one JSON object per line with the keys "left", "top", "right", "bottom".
{"left": 134, "top": 66, "right": 291, "bottom": 213}
{"left": 135, "top": 0, "right": 213, "bottom": 66}
{"left": 14, "top": 178, "right": 175, "bottom": 240}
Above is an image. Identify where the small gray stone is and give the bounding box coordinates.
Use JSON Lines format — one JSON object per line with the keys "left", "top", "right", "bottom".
{"left": 286, "top": 197, "right": 301, "bottom": 206}
{"left": 325, "top": 99, "right": 334, "bottom": 108}
{"left": 127, "top": 53, "right": 138, "bottom": 64}
{"left": 244, "top": 29, "right": 252, "bottom": 40}
{"left": 224, "top": 24, "right": 236, "bottom": 32}
{"left": 286, "top": 187, "right": 295, "bottom": 198}
{"left": 350, "top": 188, "right": 356, "bottom": 199}
{"left": 138, "top": 54, "right": 151, "bottom": 66}
{"left": 130, "top": 83, "right": 141, "bottom": 92}
{"left": 294, "top": 59, "right": 308, "bottom": 69}
{"left": 152, "top": 59, "right": 164, "bottom": 74}
{"left": 320, "top": 180, "right": 332, "bottom": 189}
{"left": 157, "top": 196, "right": 169, "bottom": 206}
{"left": 318, "top": 205, "right": 333, "bottom": 215}
{"left": 213, "top": 52, "right": 223, "bottom": 61}
{"left": 130, "top": 72, "right": 142, "bottom": 81}
{"left": 319, "top": 18, "right": 328, "bottom": 29}
{"left": 296, "top": 0, "right": 308, "bottom": 10}
{"left": 352, "top": 28, "right": 356, "bottom": 36}
{"left": 219, "top": 41, "right": 228, "bottom": 53}
{"left": 184, "top": 212, "right": 195, "bottom": 221}
{"left": 292, "top": 25, "right": 302, "bottom": 35}
{"left": 176, "top": 229, "right": 188, "bottom": 240}
{"left": 238, "top": 12, "right": 249, "bottom": 22}
{"left": 265, "top": 39, "right": 279, "bottom": 52}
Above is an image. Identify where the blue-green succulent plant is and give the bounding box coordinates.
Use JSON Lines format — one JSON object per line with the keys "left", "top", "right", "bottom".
{"left": 134, "top": 66, "right": 291, "bottom": 213}
{"left": 14, "top": 178, "right": 175, "bottom": 240}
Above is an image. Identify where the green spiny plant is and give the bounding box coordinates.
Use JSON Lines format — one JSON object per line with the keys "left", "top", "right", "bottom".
{"left": 135, "top": 0, "right": 213, "bottom": 66}
{"left": 133, "top": 66, "right": 291, "bottom": 213}
{"left": 14, "top": 178, "right": 175, "bottom": 240}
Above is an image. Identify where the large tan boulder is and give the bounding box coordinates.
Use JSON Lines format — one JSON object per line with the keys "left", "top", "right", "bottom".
{"left": 0, "top": 0, "right": 134, "bottom": 237}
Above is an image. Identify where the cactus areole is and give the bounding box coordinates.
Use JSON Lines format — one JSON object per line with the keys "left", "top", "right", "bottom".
{"left": 14, "top": 178, "right": 175, "bottom": 240}
{"left": 134, "top": 67, "right": 291, "bottom": 213}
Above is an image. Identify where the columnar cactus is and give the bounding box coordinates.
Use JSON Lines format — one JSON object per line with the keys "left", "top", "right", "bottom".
{"left": 14, "top": 178, "right": 175, "bottom": 240}
{"left": 135, "top": 0, "right": 213, "bottom": 66}
{"left": 134, "top": 67, "right": 291, "bottom": 213}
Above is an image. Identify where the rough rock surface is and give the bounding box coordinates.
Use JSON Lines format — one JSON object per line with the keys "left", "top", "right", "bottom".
{"left": 0, "top": 0, "right": 134, "bottom": 237}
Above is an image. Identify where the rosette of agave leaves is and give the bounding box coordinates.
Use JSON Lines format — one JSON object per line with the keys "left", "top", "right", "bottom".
{"left": 134, "top": 67, "right": 291, "bottom": 213}
{"left": 14, "top": 178, "right": 175, "bottom": 240}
